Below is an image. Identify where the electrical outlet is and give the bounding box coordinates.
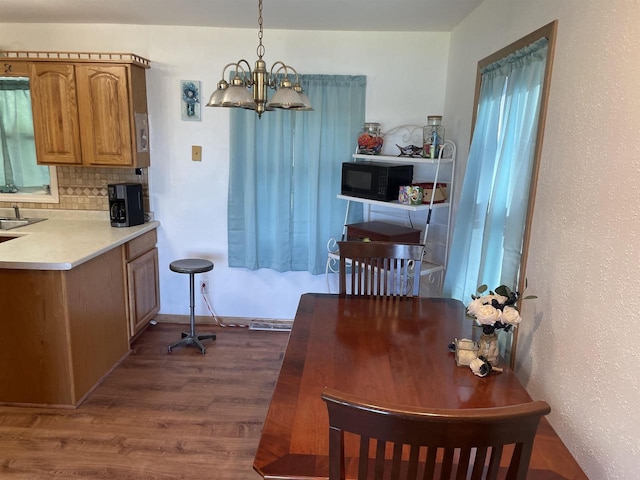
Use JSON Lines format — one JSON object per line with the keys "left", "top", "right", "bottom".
{"left": 200, "top": 277, "right": 209, "bottom": 294}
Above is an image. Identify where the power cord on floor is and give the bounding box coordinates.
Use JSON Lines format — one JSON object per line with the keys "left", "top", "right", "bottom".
{"left": 200, "top": 290, "right": 248, "bottom": 328}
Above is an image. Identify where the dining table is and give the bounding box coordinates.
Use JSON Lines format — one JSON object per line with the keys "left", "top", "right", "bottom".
{"left": 253, "top": 293, "right": 587, "bottom": 479}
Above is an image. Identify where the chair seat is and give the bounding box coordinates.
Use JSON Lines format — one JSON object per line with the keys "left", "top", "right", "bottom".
{"left": 170, "top": 258, "right": 214, "bottom": 274}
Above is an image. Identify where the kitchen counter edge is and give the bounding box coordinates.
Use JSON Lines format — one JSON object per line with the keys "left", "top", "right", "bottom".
{"left": 0, "top": 219, "right": 160, "bottom": 271}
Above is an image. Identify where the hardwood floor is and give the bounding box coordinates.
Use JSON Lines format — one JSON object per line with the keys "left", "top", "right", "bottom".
{"left": 0, "top": 323, "right": 290, "bottom": 479}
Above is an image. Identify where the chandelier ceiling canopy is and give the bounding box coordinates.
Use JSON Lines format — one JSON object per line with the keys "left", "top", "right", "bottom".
{"left": 206, "top": 0, "right": 312, "bottom": 118}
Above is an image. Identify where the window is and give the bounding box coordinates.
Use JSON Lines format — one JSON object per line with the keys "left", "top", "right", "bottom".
{"left": 0, "top": 76, "right": 58, "bottom": 203}
{"left": 445, "top": 23, "right": 556, "bottom": 300}
{"left": 444, "top": 21, "right": 557, "bottom": 366}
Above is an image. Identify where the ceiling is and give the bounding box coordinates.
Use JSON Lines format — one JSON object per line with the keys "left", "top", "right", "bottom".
{"left": 0, "top": 0, "right": 483, "bottom": 32}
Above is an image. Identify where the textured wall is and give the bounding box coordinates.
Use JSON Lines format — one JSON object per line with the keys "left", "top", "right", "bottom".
{"left": 445, "top": 1, "right": 640, "bottom": 478}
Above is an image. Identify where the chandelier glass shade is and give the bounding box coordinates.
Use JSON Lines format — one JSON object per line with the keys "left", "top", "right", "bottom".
{"left": 206, "top": 0, "right": 312, "bottom": 118}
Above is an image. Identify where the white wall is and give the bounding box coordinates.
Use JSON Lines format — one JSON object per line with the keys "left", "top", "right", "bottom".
{"left": 0, "top": 24, "right": 450, "bottom": 320}
{"left": 444, "top": 1, "right": 640, "bottom": 478}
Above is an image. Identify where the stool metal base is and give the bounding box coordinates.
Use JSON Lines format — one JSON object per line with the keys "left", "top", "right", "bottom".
{"left": 168, "top": 332, "right": 216, "bottom": 355}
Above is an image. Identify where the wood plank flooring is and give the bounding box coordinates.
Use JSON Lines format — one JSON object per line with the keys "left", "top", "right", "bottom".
{"left": 0, "top": 323, "right": 290, "bottom": 479}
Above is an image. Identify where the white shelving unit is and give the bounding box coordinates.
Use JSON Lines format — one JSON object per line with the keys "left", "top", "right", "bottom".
{"left": 326, "top": 125, "right": 456, "bottom": 295}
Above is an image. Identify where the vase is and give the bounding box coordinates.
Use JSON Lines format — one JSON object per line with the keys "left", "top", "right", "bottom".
{"left": 478, "top": 332, "right": 499, "bottom": 366}
{"left": 423, "top": 115, "right": 444, "bottom": 158}
{"left": 357, "top": 122, "right": 384, "bottom": 155}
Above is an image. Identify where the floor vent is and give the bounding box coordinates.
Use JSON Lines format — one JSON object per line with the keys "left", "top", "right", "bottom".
{"left": 249, "top": 320, "right": 293, "bottom": 331}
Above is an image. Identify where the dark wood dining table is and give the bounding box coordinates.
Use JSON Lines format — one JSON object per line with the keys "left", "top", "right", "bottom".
{"left": 253, "top": 293, "right": 587, "bottom": 479}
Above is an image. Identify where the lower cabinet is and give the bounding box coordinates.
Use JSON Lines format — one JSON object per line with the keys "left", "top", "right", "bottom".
{"left": 0, "top": 228, "right": 160, "bottom": 407}
{"left": 0, "top": 247, "right": 130, "bottom": 406}
{"left": 124, "top": 229, "right": 160, "bottom": 338}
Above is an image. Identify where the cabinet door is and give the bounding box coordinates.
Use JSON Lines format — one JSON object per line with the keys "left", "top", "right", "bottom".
{"left": 126, "top": 247, "right": 160, "bottom": 338}
{"left": 29, "top": 63, "right": 82, "bottom": 165}
{"left": 76, "top": 65, "right": 133, "bottom": 166}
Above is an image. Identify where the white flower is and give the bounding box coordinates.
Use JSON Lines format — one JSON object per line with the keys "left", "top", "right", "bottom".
{"left": 474, "top": 304, "right": 501, "bottom": 325}
{"left": 500, "top": 306, "right": 521, "bottom": 326}
{"left": 466, "top": 298, "right": 484, "bottom": 316}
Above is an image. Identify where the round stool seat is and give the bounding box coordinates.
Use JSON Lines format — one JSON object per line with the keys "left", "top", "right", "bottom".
{"left": 170, "top": 258, "right": 213, "bottom": 275}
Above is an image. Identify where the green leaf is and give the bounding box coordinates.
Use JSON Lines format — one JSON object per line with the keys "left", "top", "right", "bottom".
{"left": 495, "top": 285, "right": 512, "bottom": 297}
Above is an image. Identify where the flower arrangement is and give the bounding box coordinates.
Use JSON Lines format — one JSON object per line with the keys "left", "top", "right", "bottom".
{"left": 466, "top": 284, "right": 536, "bottom": 335}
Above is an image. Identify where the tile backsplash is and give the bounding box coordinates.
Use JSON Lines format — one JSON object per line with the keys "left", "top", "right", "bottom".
{"left": 0, "top": 166, "right": 149, "bottom": 212}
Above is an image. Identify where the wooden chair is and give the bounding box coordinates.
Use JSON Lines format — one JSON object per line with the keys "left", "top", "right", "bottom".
{"left": 321, "top": 388, "right": 551, "bottom": 480}
{"left": 338, "top": 241, "right": 424, "bottom": 297}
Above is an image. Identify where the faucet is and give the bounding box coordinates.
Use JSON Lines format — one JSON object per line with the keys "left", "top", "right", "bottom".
{"left": 12, "top": 204, "right": 20, "bottom": 220}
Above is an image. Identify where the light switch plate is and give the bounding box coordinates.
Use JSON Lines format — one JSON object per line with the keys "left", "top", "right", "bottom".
{"left": 192, "top": 145, "right": 202, "bottom": 161}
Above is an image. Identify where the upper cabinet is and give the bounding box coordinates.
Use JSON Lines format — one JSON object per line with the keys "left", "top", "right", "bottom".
{"left": 29, "top": 63, "right": 81, "bottom": 164}
{"left": 2, "top": 51, "right": 151, "bottom": 168}
{"left": 75, "top": 64, "right": 138, "bottom": 166}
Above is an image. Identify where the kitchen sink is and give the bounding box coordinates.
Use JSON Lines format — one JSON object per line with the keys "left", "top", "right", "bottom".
{"left": 0, "top": 235, "right": 20, "bottom": 243}
{"left": 0, "top": 217, "right": 47, "bottom": 230}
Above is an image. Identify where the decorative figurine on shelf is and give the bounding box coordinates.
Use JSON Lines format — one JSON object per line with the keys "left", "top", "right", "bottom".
{"left": 396, "top": 144, "right": 424, "bottom": 157}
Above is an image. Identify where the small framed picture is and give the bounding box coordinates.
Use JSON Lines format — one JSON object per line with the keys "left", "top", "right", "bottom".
{"left": 180, "top": 80, "right": 201, "bottom": 121}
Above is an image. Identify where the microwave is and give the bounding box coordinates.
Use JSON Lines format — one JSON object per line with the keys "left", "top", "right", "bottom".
{"left": 341, "top": 162, "right": 414, "bottom": 201}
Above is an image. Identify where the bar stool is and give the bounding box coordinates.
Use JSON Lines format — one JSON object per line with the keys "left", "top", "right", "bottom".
{"left": 168, "top": 258, "right": 216, "bottom": 354}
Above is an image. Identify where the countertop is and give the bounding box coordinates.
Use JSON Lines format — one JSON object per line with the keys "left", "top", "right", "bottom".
{"left": 0, "top": 209, "right": 159, "bottom": 270}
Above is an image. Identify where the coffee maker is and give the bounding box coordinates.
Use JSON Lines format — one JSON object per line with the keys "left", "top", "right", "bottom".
{"left": 108, "top": 183, "right": 145, "bottom": 227}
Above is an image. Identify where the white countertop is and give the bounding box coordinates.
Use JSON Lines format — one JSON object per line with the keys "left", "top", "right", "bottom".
{"left": 0, "top": 209, "right": 160, "bottom": 270}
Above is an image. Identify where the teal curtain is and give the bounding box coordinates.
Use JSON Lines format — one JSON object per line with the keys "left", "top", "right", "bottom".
{"left": 0, "top": 77, "right": 48, "bottom": 191}
{"left": 228, "top": 74, "right": 366, "bottom": 274}
{"left": 444, "top": 38, "right": 548, "bottom": 301}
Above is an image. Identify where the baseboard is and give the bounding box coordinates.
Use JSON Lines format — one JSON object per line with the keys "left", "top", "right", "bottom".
{"left": 153, "top": 313, "right": 293, "bottom": 331}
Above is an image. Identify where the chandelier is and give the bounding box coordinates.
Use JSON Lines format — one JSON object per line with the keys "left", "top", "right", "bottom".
{"left": 206, "top": 0, "right": 312, "bottom": 118}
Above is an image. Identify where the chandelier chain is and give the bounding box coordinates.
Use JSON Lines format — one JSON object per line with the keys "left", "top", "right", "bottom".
{"left": 256, "top": 0, "right": 265, "bottom": 59}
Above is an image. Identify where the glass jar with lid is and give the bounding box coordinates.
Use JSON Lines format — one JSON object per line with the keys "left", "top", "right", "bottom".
{"left": 357, "top": 122, "right": 384, "bottom": 155}
{"left": 423, "top": 116, "right": 445, "bottom": 159}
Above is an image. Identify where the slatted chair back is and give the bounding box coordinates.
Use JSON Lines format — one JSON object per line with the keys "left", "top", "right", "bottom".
{"left": 338, "top": 241, "right": 424, "bottom": 297}
{"left": 322, "top": 388, "right": 551, "bottom": 480}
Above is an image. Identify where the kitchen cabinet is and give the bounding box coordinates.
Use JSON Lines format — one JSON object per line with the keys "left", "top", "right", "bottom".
{"left": 0, "top": 246, "right": 130, "bottom": 407}
{"left": 124, "top": 229, "right": 160, "bottom": 338}
{"left": 28, "top": 63, "right": 81, "bottom": 164}
{"left": 5, "top": 51, "right": 151, "bottom": 168}
{"left": 76, "top": 64, "right": 142, "bottom": 167}
{"left": 0, "top": 218, "right": 160, "bottom": 407}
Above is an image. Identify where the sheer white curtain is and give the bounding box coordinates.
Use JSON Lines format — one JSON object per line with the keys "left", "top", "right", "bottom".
{"left": 444, "top": 38, "right": 548, "bottom": 301}
{"left": 227, "top": 74, "right": 366, "bottom": 274}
